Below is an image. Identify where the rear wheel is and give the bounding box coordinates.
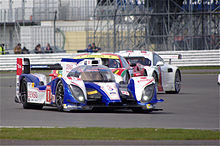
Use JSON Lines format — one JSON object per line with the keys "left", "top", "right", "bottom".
{"left": 55, "top": 80, "right": 64, "bottom": 111}
{"left": 174, "top": 70, "right": 181, "bottom": 93}
{"left": 20, "top": 79, "right": 43, "bottom": 109}
{"left": 20, "top": 80, "right": 30, "bottom": 109}
{"left": 166, "top": 70, "right": 181, "bottom": 94}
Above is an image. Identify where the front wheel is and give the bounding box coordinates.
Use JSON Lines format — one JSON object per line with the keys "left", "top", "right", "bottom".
{"left": 55, "top": 80, "right": 64, "bottom": 111}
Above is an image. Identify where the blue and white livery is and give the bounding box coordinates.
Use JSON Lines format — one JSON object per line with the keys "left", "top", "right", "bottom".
{"left": 15, "top": 58, "right": 163, "bottom": 112}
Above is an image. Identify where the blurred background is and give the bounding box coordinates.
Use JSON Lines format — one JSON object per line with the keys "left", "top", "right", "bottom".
{"left": 0, "top": 0, "right": 219, "bottom": 53}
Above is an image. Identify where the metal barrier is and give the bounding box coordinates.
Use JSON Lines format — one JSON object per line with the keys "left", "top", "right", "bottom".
{"left": 0, "top": 50, "right": 219, "bottom": 71}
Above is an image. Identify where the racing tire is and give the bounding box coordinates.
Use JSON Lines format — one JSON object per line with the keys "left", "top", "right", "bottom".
{"left": 55, "top": 80, "right": 64, "bottom": 112}
{"left": 20, "top": 79, "right": 43, "bottom": 109}
{"left": 152, "top": 72, "right": 158, "bottom": 92}
{"left": 166, "top": 70, "right": 181, "bottom": 94}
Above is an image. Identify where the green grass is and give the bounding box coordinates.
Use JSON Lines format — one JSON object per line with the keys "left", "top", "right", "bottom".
{"left": 0, "top": 128, "right": 219, "bottom": 140}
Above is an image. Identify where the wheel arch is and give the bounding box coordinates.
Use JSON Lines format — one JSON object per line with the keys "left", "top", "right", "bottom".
{"left": 144, "top": 67, "right": 156, "bottom": 77}
{"left": 152, "top": 71, "right": 159, "bottom": 82}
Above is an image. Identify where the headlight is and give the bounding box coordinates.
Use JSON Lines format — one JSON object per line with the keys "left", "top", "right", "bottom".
{"left": 69, "top": 85, "right": 85, "bottom": 103}
{"left": 141, "top": 84, "right": 155, "bottom": 103}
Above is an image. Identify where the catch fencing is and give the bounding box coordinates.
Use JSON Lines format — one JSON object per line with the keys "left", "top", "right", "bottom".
{"left": 0, "top": 50, "right": 219, "bottom": 71}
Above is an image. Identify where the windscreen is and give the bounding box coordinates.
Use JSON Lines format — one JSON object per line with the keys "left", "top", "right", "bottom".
{"left": 67, "top": 65, "right": 115, "bottom": 82}
{"left": 126, "top": 57, "right": 151, "bottom": 66}
{"left": 101, "top": 58, "right": 121, "bottom": 68}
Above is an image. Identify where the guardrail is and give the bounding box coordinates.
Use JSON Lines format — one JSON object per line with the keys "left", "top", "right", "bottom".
{"left": 0, "top": 50, "right": 219, "bottom": 71}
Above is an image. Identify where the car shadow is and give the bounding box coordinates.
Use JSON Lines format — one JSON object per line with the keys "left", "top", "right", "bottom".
{"left": 41, "top": 107, "right": 173, "bottom": 115}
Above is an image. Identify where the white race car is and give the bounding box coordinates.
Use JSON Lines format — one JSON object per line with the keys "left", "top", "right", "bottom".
{"left": 218, "top": 74, "right": 220, "bottom": 85}
{"left": 118, "top": 50, "right": 181, "bottom": 94}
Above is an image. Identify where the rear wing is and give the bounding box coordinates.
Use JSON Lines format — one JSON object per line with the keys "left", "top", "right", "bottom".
{"left": 16, "top": 58, "right": 62, "bottom": 75}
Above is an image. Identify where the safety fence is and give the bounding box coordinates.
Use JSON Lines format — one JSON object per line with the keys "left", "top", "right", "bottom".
{"left": 0, "top": 50, "right": 219, "bottom": 71}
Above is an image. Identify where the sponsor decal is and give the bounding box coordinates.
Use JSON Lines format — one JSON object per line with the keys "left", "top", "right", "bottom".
{"left": 87, "top": 90, "right": 98, "bottom": 95}
{"left": 137, "top": 78, "right": 153, "bottom": 83}
{"left": 66, "top": 64, "right": 74, "bottom": 70}
{"left": 28, "top": 91, "right": 38, "bottom": 99}
{"left": 66, "top": 63, "right": 76, "bottom": 74}
{"left": 96, "top": 83, "right": 120, "bottom": 100}
{"left": 16, "top": 58, "right": 22, "bottom": 75}
{"left": 110, "top": 92, "right": 116, "bottom": 95}
{"left": 67, "top": 77, "right": 81, "bottom": 81}
{"left": 107, "top": 85, "right": 114, "bottom": 91}
{"left": 121, "top": 91, "right": 129, "bottom": 96}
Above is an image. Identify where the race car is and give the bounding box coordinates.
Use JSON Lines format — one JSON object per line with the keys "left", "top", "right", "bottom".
{"left": 74, "top": 53, "right": 132, "bottom": 84}
{"left": 118, "top": 50, "right": 181, "bottom": 94}
{"left": 15, "top": 58, "right": 163, "bottom": 112}
{"left": 218, "top": 73, "right": 220, "bottom": 85}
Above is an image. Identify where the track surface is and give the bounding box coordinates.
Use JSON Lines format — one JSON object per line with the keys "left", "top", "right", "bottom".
{"left": 1, "top": 139, "right": 219, "bottom": 145}
{"left": 0, "top": 72, "right": 219, "bottom": 129}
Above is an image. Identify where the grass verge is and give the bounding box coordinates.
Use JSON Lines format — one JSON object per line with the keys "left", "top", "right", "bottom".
{"left": 0, "top": 128, "right": 219, "bottom": 140}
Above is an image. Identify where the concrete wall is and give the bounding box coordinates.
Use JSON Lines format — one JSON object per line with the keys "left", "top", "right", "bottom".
{"left": 64, "top": 31, "right": 87, "bottom": 53}
{"left": 0, "top": 25, "right": 19, "bottom": 50}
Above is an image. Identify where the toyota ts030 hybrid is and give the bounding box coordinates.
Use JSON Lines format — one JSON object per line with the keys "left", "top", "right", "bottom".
{"left": 74, "top": 53, "right": 132, "bottom": 84}
{"left": 15, "top": 58, "right": 163, "bottom": 112}
{"left": 118, "top": 50, "right": 181, "bottom": 94}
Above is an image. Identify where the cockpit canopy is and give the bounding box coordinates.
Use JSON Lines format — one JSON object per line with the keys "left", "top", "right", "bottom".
{"left": 67, "top": 65, "right": 115, "bottom": 82}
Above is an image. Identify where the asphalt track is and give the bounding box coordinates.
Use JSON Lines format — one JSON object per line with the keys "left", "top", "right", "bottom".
{"left": 1, "top": 139, "right": 219, "bottom": 145}
{"left": 0, "top": 72, "right": 219, "bottom": 130}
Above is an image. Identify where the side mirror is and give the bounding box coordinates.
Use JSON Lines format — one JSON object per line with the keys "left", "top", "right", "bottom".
{"left": 156, "top": 61, "right": 164, "bottom": 66}
{"left": 119, "top": 81, "right": 125, "bottom": 85}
